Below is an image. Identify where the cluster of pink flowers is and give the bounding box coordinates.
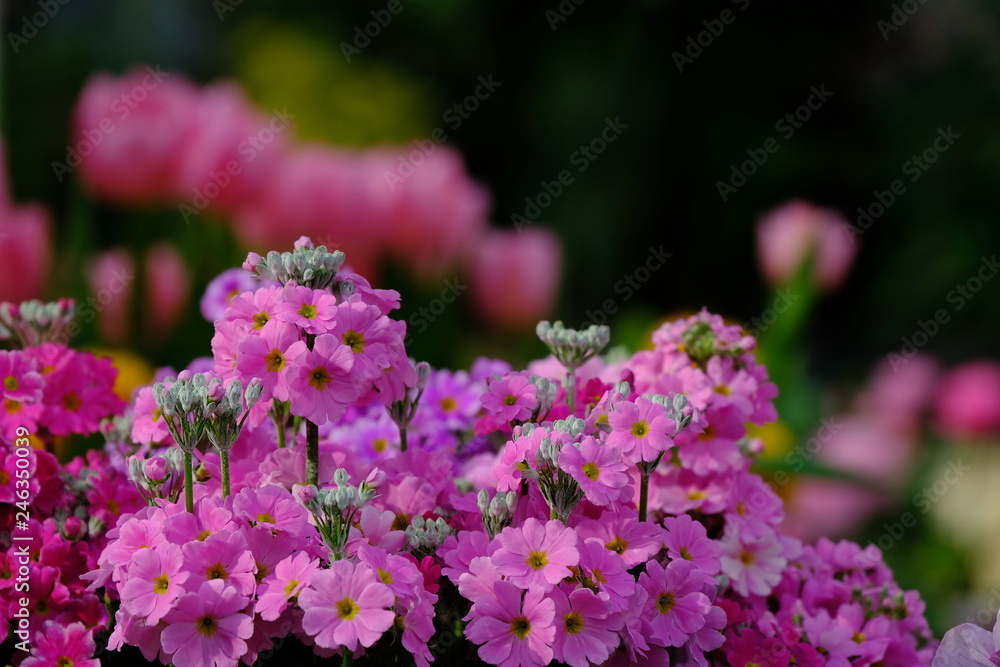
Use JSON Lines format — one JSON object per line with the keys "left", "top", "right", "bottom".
{"left": 1, "top": 238, "right": 940, "bottom": 666}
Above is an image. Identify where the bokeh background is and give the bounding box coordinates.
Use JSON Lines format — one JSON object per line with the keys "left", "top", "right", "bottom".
{"left": 3, "top": 0, "right": 1000, "bottom": 636}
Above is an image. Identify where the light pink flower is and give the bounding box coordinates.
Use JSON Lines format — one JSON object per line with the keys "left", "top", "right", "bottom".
{"left": 552, "top": 587, "right": 622, "bottom": 667}
{"left": 274, "top": 285, "right": 339, "bottom": 335}
{"left": 607, "top": 396, "right": 676, "bottom": 463}
{"left": 465, "top": 579, "right": 556, "bottom": 667}
{"left": 298, "top": 559, "right": 395, "bottom": 651}
{"left": 493, "top": 517, "right": 579, "bottom": 590}
{"left": 286, "top": 334, "right": 359, "bottom": 424}
{"left": 558, "top": 435, "right": 630, "bottom": 506}
{"left": 254, "top": 551, "right": 318, "bottom": 622}
{"left": 161, "top": 579, "right": 254, "bottom": 667}
{"left": 120, "top": 543, "right": 189, "bottom": 624}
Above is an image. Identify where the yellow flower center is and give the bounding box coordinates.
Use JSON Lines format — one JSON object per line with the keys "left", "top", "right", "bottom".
{"left": 265, "top": 349, "right": 285, "bottom": 372}
{"left": 605, "top": 537, "right": 629, "bottom": 555}
{"left": 679, "top": 546, "right": 693, "bottom": 561}
{"left": 582, "top": 462, "right": 600, "bottom": 481}
{"left": 63, "top": 392, "right": 82, "bottom": 411}
{"left": 308, "top": 367, "right": 332, "bottom": 390}
{"left": 298, "top": 304, "right": 317, "bottom": 319}
{"left": 336, "top": 597, "right": 360, "bottom": 620}
{"left": 714, "top": 384, "right": 731, "bottom": 395}
{"left": 564, "top": 612, "right": 584, "bottom": 635}
{"left": 206, "top": 563, "right": 228, "bottom": 580}
{"left": 283, "top": 579, "right": 300, "bottom": 597}
{"left": 378, "top": 568, "right": 393, "bottom": 585}
{"left": 3, "top": 399, "right": 21, "bottom": 414}
{"left": 4, "top": 376, "right": 17, "bottom": 390}
{"left": 440, "top": 397, "right": 457, "bottom": 412}
{"left": 342, "top": 329, "right": 365, "bottom": 354}
{"left": 739, "top": 551, "right": 754, "bottom": 566}
{"left": 153, "top": 574, "right": 170, "bottom": 594}
{"left": 656, "top": 592, "right": 676, "bottom": 614}
{"left": 591, "top": 568, "right": 607, "bottom": 584}
{"left": 196, "top": 529, "right": 211, "bottom": 541}
{"left": 252, "top": 311, "right": 270, "bottom": 330}
{"left": 526, "top": 551, "right": 548, "bottom": 570}
{"left": 372, "top": 438, "right": 387, "bottom": 453}
{"left": 55, "top": 658, "right": 73, "bottom": 667}
{"left": 0, "top": 470, "right": 8, "bottom": 486}
{"left": 630, "top": 421, "right": 649, "bottom": 438}
{"left": 256, "top": 513, "right": 275, "bottom": 524}
{"left": 503, "top": 394, "right": 518, "bottom": 407}
{"left": 852, "top": 632, "right": 865, "bottom": 644}
{"left": 509, "top": 616, "right": 531, "bottom": 640}
{"left": 196, "top": 615, "right": 218, "bottom": 637}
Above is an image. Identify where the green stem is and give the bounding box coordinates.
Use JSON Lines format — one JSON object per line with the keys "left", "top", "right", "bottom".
{"left": 639, "top": 471, "right": 649, "bottom": 522}
{"left": 184, "top": 450, "right": 194, "bottom": 513}
{"left": 399, "top": 425, "right": 408, "bottom": 453}
{"left": 220, "top": 449, "right": 230, "bottom": 498}
{"left": 566, "top": 366, "right": 576, "bottom": 414}
{"left": 276, "top": 420, "right": 286, "bottom": 449}
{"left": 342, "top": 646, "right": 353, "bottom": 667}
{"left": 306, "top": 420, "right": 319, "bottom": 486}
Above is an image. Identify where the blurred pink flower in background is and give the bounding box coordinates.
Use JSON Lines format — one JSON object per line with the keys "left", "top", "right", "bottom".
{"left": 86, "top": 248, "right": 134, "bottom": 345}
{"left": 783, "top": 416, "right": 916, "bottom": 543}
{"left": 934, "top": 360, "right": 1000, "bottom": 441}
{"left": 175, "top": 82, "right": 289, "bottom": 217}
{"left": 73, "top": 66, "right": 199, "bottom": 205}
{"left": 0, "top": 141, "right": 52, "bottom": 303}
{"left": 470, "top": 228, "right": 562, "bottom": 330}
{"left": 756, "top": 199, "right": 858, "bottom": 293}
{"left": 859, "top": 354, "right": 940, "bottom": 439}
{"left": 143, "top": 242, "right": 191, "bottom": 339}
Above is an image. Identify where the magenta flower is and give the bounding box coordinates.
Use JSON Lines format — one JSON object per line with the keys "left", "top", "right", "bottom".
{"left": 235, "top": 320, "right": 300, "bottom": 402}
{"left": 119, "top": 543, "right": 189, "bottom": 624}
{"left": 638, "top": 559, "right": 711, "bottom": 648}
{"left": 274, "top": 285, "right": 339, "bottom": 335}
{"left": 575, "top": 509, "right": 666, "bottom": 567}
{"left": 224, "top": 285, "right": 282, "bottom": 331}
{"left": 493, "top": 428, "right": 544, "bottom": 492}
{"left": 161, "top": 579, "right": 254, "bottom": 667}
{"left": 330, "top": 299, "right": 394, "bottom": 383}
{"left": 558, "top": 435, "right": 630, "bottom": 506}
{"left": 577, "top": 538, "right": 635, "bottom": 612}
{"left": 182, "top": 530, "right": 258, "bottom": 597}
{"left": 298, "top": 560, "right": 395, "bottom": 651}
{"left": 0, "top": 349, "right": 43, "bottom": 401}
{"left": 465, "top": 580, "right": 555, "bottom": 667}
{"left": 662, "top": 513, "right": 721, "bottom": 576}
{"left": 22, "top": 621, "right": 99, "bottom": 667}
{"left": 255, "top": 551, "right": 319, "bottom": 621}
{"left": 286, "top": 333, "right": 359, "bottom": 424}
{"left": 493, "top": 517, "right": 579, "bottom": 590}
{"left": 607, "top": 396, "right": 676, "bottom": 462}
{"left": 551, "top": 587, "right": 622, "bottom": 667}
{"left": 200, "top": 267, "right": 261, "bottom": 322}
{"left": 481, "top": 374, "right": 538, "bottom": 423}
{"left": 231, "top": 484, "right": 311, "bottom": 538}
{"left": 356, "top": 543, "right": 424, "bottom": 601}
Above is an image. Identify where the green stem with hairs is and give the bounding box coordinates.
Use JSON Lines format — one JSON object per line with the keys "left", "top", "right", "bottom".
{"left": 399, "top": 425, "right": 408, "bottom": 453}
{"left": 566, "top": 366, "right": 576, "bottom": 414}
{"left": 306, "top": 420, "right": 319, "bottom": 486}
{"left": 220, "top": 449, "right": 230, "bottom": 498}
{"left": 639, "top": 471, "right": 649, "bottom": 522}
{"left": 184, "top": 451, "right": 194, "bottom": 513}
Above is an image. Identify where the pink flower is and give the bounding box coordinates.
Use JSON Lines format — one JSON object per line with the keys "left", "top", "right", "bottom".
{"left": 607, "top": 397, "right": 676, "bottom": 462}
{"left": 719, "top": 524, "right": 787, "bottom": 597}
{"left": 231, "top": 484, "right": 311, "bottom": 537}
{"left": 73, "top": 66, "right": 199, "bottom": 204}
{"left": 255, "top": 551, "right": 318, "bottom": 621}
{"left": 493, "top": 428, "right": 544, "bottom": 492}
{"left": 0, "top": 350, "right": 43, "bottom": 402}
{"left": 182, "top": 531, "right": 258, "bottom": 597}
{"left": 469, "top": 228, "right": 562, "bottom": 330}
{"left": 493, "top": 517, "right": 579, "bottom": 590}
{"left": 551, "top": 587, "right": 622, "bottom": 667}
{"left": 575, "top": 509, "right": 665, "bottom": 567}
{"left": 274, "top": 285, "right": 339, "bottom": 335}
{"left": 934, "top": 360, "right": 1000, "bottom": 440}
{"left": 235, "top": 320, "right": 300, "bottom": 402}
{"left": 756, "top": 199, "right": 858, "bottom": 293}
{"left": 558, "top": 435, "right": 630, "bottom": 506}
{"left": 22, "top": 621, "right": 99, "bottom": 667}
{"left": 201, "top": 268, "right": 262, "bottom": 322}
{"left": 465, "top": 579, "right": 556, "bottom": 667}
{"left": 356, "top": 543, "right": 424, "bottom": 601}
{"left": 161, "top": 579, "right": 254, "bottom": 667}
{"left": 120, "top": 543, "right": 189, "bottom": 624}
{"left": 286, "top": 334, "right": 359, "bottom": 424}
{"left": 143, "top": 242, "right": 191, "bottom": 339}
{"left": 638, "top": 559, "right": 711, "bottom": 648}
{"left": 130, "top": 384, "right": 172, "bottom": 444}
{"left": 662, "top": 513, "right": 721, "bottom": 576}
{"left": 482, "top": 374, "right": 538, "bottom": 423}
{"left": 577, "top": 539, "right": 635, "bottom": 612}
{"left": 225, "top": 285, "right": 283, "bottom": 331}
{"left": 86, "top": 248, "right": 134, "bottom": 345}
{"left": 329, "top": 299, "right": 394, "bottom": 383}
{"left": 298, "top": 559, "right": 395, "bottom": 651}
{"left": 0, "top": 140, "right": 52, "bottom": 303}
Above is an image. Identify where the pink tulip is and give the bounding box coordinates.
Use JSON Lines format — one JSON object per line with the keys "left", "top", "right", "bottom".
{"left": 934, "top": 360, "right": 1000, "bottom": 440}
{"left": 87, "top": 248, "right": 135, "bottom": 345}
{"left": 72, "top": 66, "right": 200, "bottom": 205}
{"left": 469, "top": 227, "right": 562, "bottom": 330}
{"left": 0, "top": 142, "right": 52, "bottom": 303}
{"left": 144, "top": 242, "right": 190, "bottom": 339}
{"left": 756, "top": 200, "right": 858, "bottom": 293}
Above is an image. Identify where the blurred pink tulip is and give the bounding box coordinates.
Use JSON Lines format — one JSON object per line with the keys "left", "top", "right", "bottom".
{"left": 469, "top": 227, "right": 562, "bottom": 330}
{"left": 756, "top": 200, "right": 858, "bottom": 293}
{"left": 934, "top": 360, "right": 1000, "bottom": 440}
{"left": 175, "top": 82, "right": 289, "bottom": 218}
{"left": 0, "top": 141, "right": 52, "bottom": 303}
{"left": 144, "top": 242, "right": 190, "bottom": 339}
{"left": 71, "top": 66, "right": 200, "bottom": 205}
{"left": 859, "top": 354, "right": 939, "bottom": 439}
{"left": 86, "top": 248, "right": 135, "bottom": 345}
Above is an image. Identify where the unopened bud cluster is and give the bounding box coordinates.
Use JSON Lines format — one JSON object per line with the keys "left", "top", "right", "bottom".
{"left": 243, "top": 238, "right": 346, "bottom": 291}
{"left": 477, "top": 488, "right": 519, "bottom": 539}
{"left": 406, "top": 515, "right": 453, "bottom": 557}
{"left": 128, "top": 452, "right": 185, "bottom": 505}
{"left": 152, "top": 373, "right": 262, "bottom": 454}
{"left": 0, "top": 299, "right": 76, "bottom": 347}
{"left": 299, "top": 468, "right": 379, "bottom": 560}
{"left": 536, "top": 320, "right": 610, "bottom": 370}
